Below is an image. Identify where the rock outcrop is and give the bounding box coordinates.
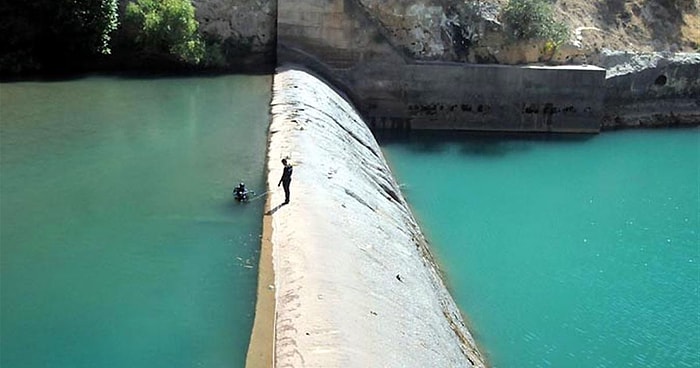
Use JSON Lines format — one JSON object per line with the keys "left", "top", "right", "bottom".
{"left": 597, "top": 51, "right": 700, "bottom": 128}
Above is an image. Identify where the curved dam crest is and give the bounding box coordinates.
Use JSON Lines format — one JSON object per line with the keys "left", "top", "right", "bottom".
{"left": 254, "top": 68, "right": 486, "bottom": 367}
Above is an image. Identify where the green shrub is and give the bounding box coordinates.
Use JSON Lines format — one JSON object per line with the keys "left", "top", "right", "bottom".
{"left": 502, "top": 0, "right": 569, "bottom": 45}
{"left": 95, "top": 0, "right": 119, "bottom": 54}
{"left": 124, "top": 0, "right": 204, "bottom": 63}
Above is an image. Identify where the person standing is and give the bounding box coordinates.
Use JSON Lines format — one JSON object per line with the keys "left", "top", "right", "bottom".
{"left": 278, "top": 158, "right": 293, "bottom": 204}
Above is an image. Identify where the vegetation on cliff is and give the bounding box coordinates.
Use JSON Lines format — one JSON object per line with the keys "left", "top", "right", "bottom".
{"left": 362, "top": 0, "right": 697, "bottom": 64}
{"left": 502, "top": 0, "right": 568, "bottom": 45}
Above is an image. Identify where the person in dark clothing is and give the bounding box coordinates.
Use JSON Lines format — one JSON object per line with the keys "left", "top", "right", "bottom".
{"left": 278, "top": 158, "right": 293, "bottom": 204}
{"left": 233, "top": 182, "right": 249, "bottom": 201}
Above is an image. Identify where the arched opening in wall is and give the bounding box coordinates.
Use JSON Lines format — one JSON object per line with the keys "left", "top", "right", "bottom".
{"left": 654, "top": 75, "right": 668, "bottom": 86}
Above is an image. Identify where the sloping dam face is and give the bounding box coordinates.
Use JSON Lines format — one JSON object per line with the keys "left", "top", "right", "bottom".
{"left": 253, "top": 68, "right": 486, "bottom": 367}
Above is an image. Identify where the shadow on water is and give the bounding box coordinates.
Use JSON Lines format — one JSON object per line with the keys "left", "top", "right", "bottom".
{"left": 375, "top": 129, "right": 596, "bottom": 158}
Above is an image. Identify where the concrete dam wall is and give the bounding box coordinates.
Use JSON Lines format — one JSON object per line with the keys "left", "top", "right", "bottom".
{"left": 277, "top": 0, "right": 606, "bottom": 133}
{"left": 251, "top": 68, "right": 486, "bottom": 367}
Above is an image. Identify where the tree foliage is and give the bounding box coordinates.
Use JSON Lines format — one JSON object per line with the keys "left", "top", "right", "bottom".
{"left": 0, "top": 0, "right": 118, "bottom": 74}
{"left": 124, "top": 0, "right": 204, "bottom": 64}
{"left": 502, "top": 0, "right": 569, "bottom": 45}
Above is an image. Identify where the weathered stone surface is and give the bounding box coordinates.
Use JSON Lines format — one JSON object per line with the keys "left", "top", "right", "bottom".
{"left": 599, "top": 51, "right": 700, "bottom": 128}
{"left": 191, "top": 0, "right": 276, "bottom": 69}
{"left": 359, "top": 0, "right": 450, "bottom": 59}
{"left": 355, "top": 0, "right": 588, "bottom": 65}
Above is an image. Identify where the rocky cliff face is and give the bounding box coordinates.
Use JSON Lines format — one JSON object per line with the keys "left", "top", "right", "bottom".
{"left": 598, "top": 51, "right": 700, "bottom": 128}
{"left": 356, "top": 0, "right": 698, "bottom": 66}
{"left": 186, "top": 0, "right": 697, "bottom": 68}
{"left": 358, "top": 0, "right": 534, "bottom": 64}
{"left": 191, "top": 0, "right": 276, "bottom": 70}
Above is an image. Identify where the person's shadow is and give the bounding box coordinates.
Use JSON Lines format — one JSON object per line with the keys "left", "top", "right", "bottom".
{"left": 265, "top": 202, "right": 287, "bottom": 216}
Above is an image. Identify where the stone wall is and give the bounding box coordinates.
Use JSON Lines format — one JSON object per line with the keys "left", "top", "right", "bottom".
{"left": 363, "top": 63, "right": 605, "bottom": 133}
{"left": 191, "top": 0, "right": 277, "bottom": 70}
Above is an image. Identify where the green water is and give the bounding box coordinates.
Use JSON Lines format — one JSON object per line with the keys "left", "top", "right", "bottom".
{"left": 381, "top": 130, "right": 700, "bottom": 368}
{"left": 0, "top": 75, "right": 271, "bottom": 368}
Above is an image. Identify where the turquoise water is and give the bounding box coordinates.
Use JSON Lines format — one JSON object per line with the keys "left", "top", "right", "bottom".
{"left": 381, "top": 129, "right": 700, "bottom": 367}
{"left": 0, "top": 75, "right": 271, "bottom": 368}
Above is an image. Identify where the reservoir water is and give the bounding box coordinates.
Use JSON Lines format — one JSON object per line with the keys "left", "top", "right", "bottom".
{"left": 381, "top": 129, "right": 699, "bottom": 368}
{"left": 0, "top": 75, "right": 271, "bottom": 368}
